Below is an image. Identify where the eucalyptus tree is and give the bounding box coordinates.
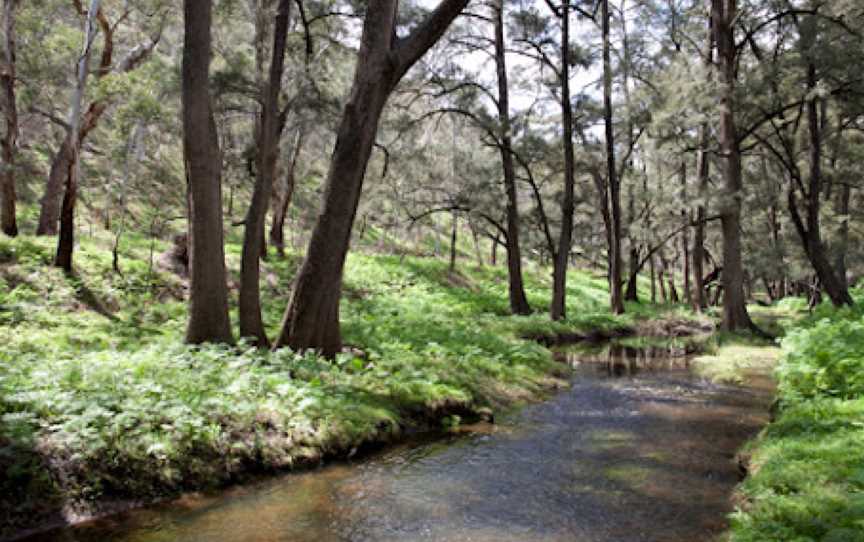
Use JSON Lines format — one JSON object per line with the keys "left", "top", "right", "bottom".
{"left": 182, "top": 0, "right": 233, "bottom": 344}
{"left": 37, "top": 1, "right": 162, "bottom": 237}
{"left": 711, "top": 0, "right": 758, "bottom": 331}
{"left": 274, "top": 0, "right": 471, "bottom": 356}
{"left": 239, "top": 0, "right": 292, "bottom": 346}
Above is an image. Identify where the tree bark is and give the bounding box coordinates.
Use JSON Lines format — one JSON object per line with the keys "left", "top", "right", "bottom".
{"left": 679, "top": 161, "right": 692, "bottom": 305}
{"left": 38, "top": 12, "right": 158, "bottom": 236}
{"left": 0, "top": 0, "right": 17, "bottom": 237}
{"left": 182, "top": 0, "right": 234, "bottom": 344}
{"left": 602, "top": 0, "right": 625, "bottom": 315}
{"left": 273, "top": 0, "right": 469, "bottom": 356}
{"left": 449, "top": 209, "right": 458, "bottom": 273}
{"left": 786, "top": 65, "right": 853, "bottom": 307}
{"left": 55, "top": 0, "right": 102, "bottom": 271}
{"left": 493, "top": 0, "right": 531, "bottom": 315}
{"left": 239, "top": 0, "right": 291, "bottom": 346}
{"left": 551, "top": 0, "right": 575, "bottom": 321}
{"left": 269, "top": 127, "right": 303, "bottom": 257}
{"left": 712, "top": 0, "right": 758, "bottom": 332}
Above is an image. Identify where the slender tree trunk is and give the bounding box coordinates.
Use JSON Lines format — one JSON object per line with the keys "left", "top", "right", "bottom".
{"left": 602, "top": 0, "right": 624, "bottom": 315}
{"left": 835, "top": 181, "right": 851, "bottom": 292}
{"left": 658, "top": 254, "right": 667, "bottom": 302}
{"left": 624, "top": 182, "right": 639, "bottom": 302}
{"left": 38, "top": 13, "right": 156, "bottom": 236}
{"left": 494, "top": 0, "right": 531, "bottom": 314}
{"left": 712, "top": 0, "right": 758, "bottom": 332}
{"left": 182, "top": 0, "right": 233, "bottom": 344}
{"left": 55, "top": 0, "right": 102, "bottom": 271}
{"left": 269, "top": 127, "right": 303, "bottom": 257}
{"left": 785, "top": 65, "right": 852, "bottom": 307}
{"left": 239, "top": 0, "right": 291, "bottom": 346}
{"left": 0, "top": 0, "right": 18, "bottom": 237}
{"left": 273, "top": 0, "right": 469, "bottom": 356}
{"left": 679, "top": 161, "right": 692, "bottom": 305}
{"left": 449, "top": 209, "right": 458, "bottom": 274}
{"left": 649, "top": 254, "right": 657, "bottom": 303}
{"left": 551, "top": 0, "right": 575, "bottom": 321}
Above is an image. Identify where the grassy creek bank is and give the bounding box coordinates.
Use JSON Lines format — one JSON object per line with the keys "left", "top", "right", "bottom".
{"left": 710, "top": 295, "right": 864, "bottom": 542}
{"left": 0, "top": 232, "right": 712, "bottom": 540}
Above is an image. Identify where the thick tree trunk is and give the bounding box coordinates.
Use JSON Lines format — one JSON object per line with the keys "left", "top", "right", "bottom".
{"left": 449, "top": 210, "right": 458, "bottom": 273}
{"left": 239, "top": 0, "right": 291, "bottom": 346}
{"left": 712, "top": 0, "right": 757, "bottom": 332}
{"left": 0, "top": 0, "right": 18, "bottom": 237}
{"left": 274, "top": 0, "right": 469, "bottom": 356}
{"left": 182, "top": 0, "right": 233, "bottom": 344}
{"left": 551, "top": 0, "right": 575, "bottom": 321}
{"left": 602, "top": 0, "right": 625, "bottom": 315}
{"left": 494, "top": 0, "right": 531, "bottom": 315}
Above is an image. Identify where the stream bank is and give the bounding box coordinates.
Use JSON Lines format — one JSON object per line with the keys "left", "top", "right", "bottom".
{"left": 19, "top": 341, "right": 774, "bottom": 542}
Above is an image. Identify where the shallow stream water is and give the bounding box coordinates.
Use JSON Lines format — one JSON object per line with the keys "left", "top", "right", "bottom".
{"left": 26, "top": 345, "right": 772, "bottom": 542}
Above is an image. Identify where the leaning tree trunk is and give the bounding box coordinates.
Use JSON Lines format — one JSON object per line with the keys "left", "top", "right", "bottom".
{"left": 789, "top": 64, "right": 852, "bottom": 307}
{"left": 494, "top": 0, "right": 531, "bottom": 315}
{"left": 239, "top": 0, "right": 291, "bottom": 346}
{"left": 273, "top": 0, "right": 470, "bottom": 357}
{"left": 269, "top": 127, "right": 303, "bottom": 257}
{"left": 712, "top": 0, "right": 758, "bottom": 332}
{"left": 551, "top": 0, "right": 575, "bottom": 321}
{"left": 0, "top": 0, "right": 18, "bottom": 237}
{"left": 55, "top": 0, "right": 101, "bottom": 271}
{"left": 602, "top": 0, "right": 624, "bottom": 315}
{"left": 182, "top": 0, "right": 233, "bottom": 344}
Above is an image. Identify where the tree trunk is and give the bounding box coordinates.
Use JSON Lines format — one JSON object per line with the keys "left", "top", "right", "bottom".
{"left": 649, "top": 254, "right": 657, "bottom": 303}
{"left": 494, "top": 0, "right": 531, "bottom": 315}
{"left": 269, "top": 127, "right": 303, "bottom": 257}
{"left": 602, "top": 0, "right": 625, "bottom": 315}
{"left": 624, "top": 182, "right": 639, "bottom": 302}
{"left": 274, "top": 0, "right": 469, "bottom": 356}
{"left": 55, "top": 0, "right": 102, "bottom": 271}
{"left": 785, "top": 64, "right": 853, "bottom": 307}
{"left": 0, "top": 0, "right": 18, "bottom": 237}
{"left": 551, "top": 0, "right": 575, "bottom": 321}
{"left": 182, "top": 0, "right": 233, "bottom": 344}
{"left": 38, "top": 11, "right": 157, "bottom": 236}
{"left": 449, "top": 209, "right": 458, "bottom": 273}
{"left": 834, "top": 181, "right": 851, "bottom": 292}
{"left": 712, "top": 0, "right": 758, "bottom": 332}
{"left": 679, "top": 161, "right": 692, "bottom": 305}
{"left": 239, "top": 0, "right": 291, "bottom": 346}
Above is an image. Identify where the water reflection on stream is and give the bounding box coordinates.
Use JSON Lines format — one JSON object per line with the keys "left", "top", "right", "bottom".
{"left": 26, "top": 345, "right": 772, "bottom": 542}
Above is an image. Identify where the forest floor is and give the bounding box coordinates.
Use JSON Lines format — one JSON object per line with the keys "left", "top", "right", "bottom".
{"left": 0, "top": 229, "right": 707, "bottom": 540}
{"left": 4, "top": 227, "right": 858, "bottom": 541}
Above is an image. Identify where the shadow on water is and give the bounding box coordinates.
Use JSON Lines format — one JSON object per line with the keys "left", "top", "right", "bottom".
{"left": 19, "top": 344, "right": 773, "bottom": 542}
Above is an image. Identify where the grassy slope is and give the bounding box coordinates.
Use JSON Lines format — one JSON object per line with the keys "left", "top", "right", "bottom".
{"left": 0, "top": 230, "right": 678, "bottom": 537}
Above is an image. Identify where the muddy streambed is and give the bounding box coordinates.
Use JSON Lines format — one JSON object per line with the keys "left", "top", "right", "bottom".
{"left": 23, "top": 345, "right": 772, "bottom": 542}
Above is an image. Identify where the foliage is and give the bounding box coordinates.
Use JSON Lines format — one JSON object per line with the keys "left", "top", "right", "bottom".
{"left": 729, "top": 296, "right": 864, "bottom": 541}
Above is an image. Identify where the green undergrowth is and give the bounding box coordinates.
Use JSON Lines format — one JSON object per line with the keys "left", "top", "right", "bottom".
{"left": 0, "top": 231, "right": 675, "bottom": 536}
{"left": 729, "top": 290, "right": 864, "bottom": 541}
